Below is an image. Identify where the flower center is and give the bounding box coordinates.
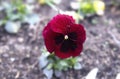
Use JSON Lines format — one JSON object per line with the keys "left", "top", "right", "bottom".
{"left": 64, "top": 35, "right": 68, "bottom": 40}
{"left": 55, "top": 32, "right": 77, "bottom": 53}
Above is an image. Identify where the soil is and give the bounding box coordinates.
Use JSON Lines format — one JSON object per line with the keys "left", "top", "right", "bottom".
{"left": 0, "top": 0, "right": 120, "bottom": 79}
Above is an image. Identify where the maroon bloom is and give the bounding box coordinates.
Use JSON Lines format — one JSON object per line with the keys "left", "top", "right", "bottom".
{"left": 43, "top": 14, "right": 86, "bottom": 59}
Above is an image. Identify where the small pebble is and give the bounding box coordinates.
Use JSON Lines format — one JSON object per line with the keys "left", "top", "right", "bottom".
{"left": 116, "top": 73, "right": 120, "bottom": 79}
{"left": 10, "top": 57, "right": 16, "bottom": 62}
{"left": 18, "top": 37, "right": 24, "bottom": 43}
{"left": 2, "top": 53, "right": 9, "bottom": 57}
{"left": 0, "top": 49, "right": 3, "bottom": 53}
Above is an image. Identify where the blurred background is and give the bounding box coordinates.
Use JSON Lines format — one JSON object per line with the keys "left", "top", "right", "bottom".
{"left": 0, "top": 0, "right": 120, "bottom": 79}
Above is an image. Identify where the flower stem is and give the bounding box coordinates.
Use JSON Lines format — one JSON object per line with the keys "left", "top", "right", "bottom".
{"left": 46, "top": 0, "right": 59, "bottom": 12}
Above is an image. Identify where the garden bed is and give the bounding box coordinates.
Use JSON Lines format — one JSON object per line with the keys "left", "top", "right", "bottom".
{"left": 0, "top": 0, "right": 120, "bottom": 79}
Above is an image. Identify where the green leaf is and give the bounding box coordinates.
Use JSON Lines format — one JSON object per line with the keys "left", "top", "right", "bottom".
{"left": 43, "top": 68, "right": 53, "bottom": 79}
{"left": 0, "top": 20, "right": 7, "bottom": 26}
{"left": 74, "top": 63, "right": 82, "bottom": 70}
{"left": 4, "top": 21, "right": 21, "bottom": 34}
{"left": 17, "top": 4, "right": 27, "bottom": 14}
{"left": 46, "top": 63, "right": 53, "bottom": 69}
{"left": 67, "top": 57, "right": 77, "bottom": 66}
{"left": 80, "top": 1, "right": 95, "bottom": 15}
{"left": 59, "top": 60, "right": 68, "bottom": 66}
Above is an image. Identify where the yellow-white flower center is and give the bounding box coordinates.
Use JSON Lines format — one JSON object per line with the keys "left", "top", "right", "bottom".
{"left": 64, "top": 35, "right": 68, "bottom": 40}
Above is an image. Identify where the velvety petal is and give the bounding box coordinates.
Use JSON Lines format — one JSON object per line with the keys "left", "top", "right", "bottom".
{"left": 70, "top": 24, "right": 86, "bottom": 44}
{"left": 55, "top": 44, "right": 83, "bottom": 58}
{"left": 60, "top": 39, "right": 77, "bottom": 52}
{"left": 50, "top": 14, "right": 75, "bottom": 34}
{"left": 42, "top": 23, "right": 56, "bottom": 53}
{"left": 42, "top": 14, "right": 86, "bottom": 59}
{"left": 54, "top": 34, "right": 64, "bottom": 45}
{"left": 54, "top": 46, "right": 72, "bottom": 59}
{"left": 72, "top": 44, "right": 83, "bottom": 57}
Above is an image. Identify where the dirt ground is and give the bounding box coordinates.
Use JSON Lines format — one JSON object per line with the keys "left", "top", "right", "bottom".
{"left": 0, "top": 0, "right": 120, "bottom": 79}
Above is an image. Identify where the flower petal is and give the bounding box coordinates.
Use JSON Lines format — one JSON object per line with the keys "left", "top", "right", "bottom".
{"left": 42, "top": 23, "right": 56, "bottom": 53}
{"left": 72, "top": 44, "right": 83, "bottom": 57}
{"left": 70, "top": 24, "right": 86, "bottom": 44}
{"left": 54, "top": 44, "right": 82, "bottom": 58}
{"left": 42, "top": 14, "right": 86, "bottom": 59}
{"left": 54, "top": 46, "right": 72, "bottom": 59}
{"left": 50, "top": 14, "right": 75, "bottom": 34}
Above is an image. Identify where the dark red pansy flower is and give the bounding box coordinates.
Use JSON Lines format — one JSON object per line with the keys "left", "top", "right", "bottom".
{"left": 43, "top": 14, "right": 86, "bottom": 59}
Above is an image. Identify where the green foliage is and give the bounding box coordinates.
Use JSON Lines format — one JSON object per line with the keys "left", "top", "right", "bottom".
{"left": 46, "top": 53, "right": 81, "bottom": 71}
{"left": 40, "top": 47, "right": 82, "bottom": 72}
{"left": 0, "top": 0, "right": 28, "bottom": 26}
{"left": 7, "top": 0, "right": 28, "bottom": 21}
{"left": 0, "top": 0, "right": 35, "bottom": 33}
{"left": 47, "top": 54, "right": 81, "bottom": 71}
{"left": 38, "top": 0, "right": 61, "bottom": 5}
{"left": 69, "top": 0, "right": 105, "bottom": 22}
{"left": 80, "top": 1, "right": 95, "bottom": 15}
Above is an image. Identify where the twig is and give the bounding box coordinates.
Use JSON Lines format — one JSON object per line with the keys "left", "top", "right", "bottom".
{"left": 15, "top": 71, "right": 20, "bottom": 79}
